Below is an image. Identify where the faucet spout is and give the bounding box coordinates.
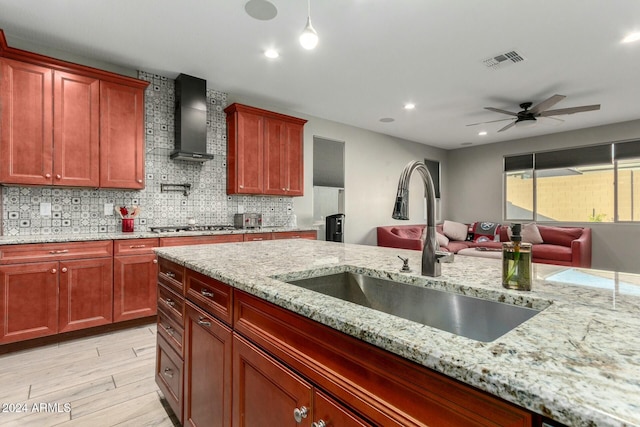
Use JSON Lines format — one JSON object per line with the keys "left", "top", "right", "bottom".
{"left": 392, "top": 160, "right": 449, "bottom": 277}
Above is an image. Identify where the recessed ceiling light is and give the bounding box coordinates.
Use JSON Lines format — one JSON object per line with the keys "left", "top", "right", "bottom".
{"left": 379, "top": 117, "right": 395, "bottom": 123}
{"left": 264, "top": 49, "right": 279, "bottom": 59}
{"left": 478, "top": 131, "right": 487, "bottom": 136}
{"left": 404, "top": 103, "right": 415, "bottom": 110}
{"left": 622, "top": 32, "right": 640, "bottom": 43}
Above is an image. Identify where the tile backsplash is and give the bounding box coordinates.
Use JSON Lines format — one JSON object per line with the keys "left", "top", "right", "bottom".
{"left": 1, "top": 71, "right": 293, "bottom": 236}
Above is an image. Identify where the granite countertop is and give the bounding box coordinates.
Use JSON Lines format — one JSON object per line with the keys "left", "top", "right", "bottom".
{"left": 154, "top": 239, "right": 640, "bottom": 427}
{"left": 0, "top": 226, "right": 318, "bottom": 245}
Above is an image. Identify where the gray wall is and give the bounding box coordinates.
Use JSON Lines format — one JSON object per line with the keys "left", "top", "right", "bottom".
{"left": 228, "top": 95, "right": 448, "bottom": 246}
{"left": 446, "top": 119, "right": 640, "bottom": 273}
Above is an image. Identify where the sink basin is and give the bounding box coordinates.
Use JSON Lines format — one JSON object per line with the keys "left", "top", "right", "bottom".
{"left": 286, "top": 272, "right": 542, "bottom": 342}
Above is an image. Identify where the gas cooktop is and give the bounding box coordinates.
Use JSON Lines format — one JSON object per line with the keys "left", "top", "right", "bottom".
{"left": 149, "top": 225, "right": 237, "bottom": 233}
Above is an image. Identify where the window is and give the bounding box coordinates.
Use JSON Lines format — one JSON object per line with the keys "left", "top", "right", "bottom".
{"left": 504, "top": 140, "right": 640, "bottom": 223}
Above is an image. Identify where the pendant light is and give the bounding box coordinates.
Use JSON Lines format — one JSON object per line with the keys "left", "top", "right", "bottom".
{"left": 299, "top": 0, "right": 318, "bottom": 50}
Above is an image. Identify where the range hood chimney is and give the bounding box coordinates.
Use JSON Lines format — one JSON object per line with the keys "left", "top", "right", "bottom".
{"left": 171, "top": 74, "right": 214, "bottom": 162}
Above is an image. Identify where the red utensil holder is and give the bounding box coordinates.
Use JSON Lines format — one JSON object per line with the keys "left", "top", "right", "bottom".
{"left": 122, "top": 218, "right": 134, "bottom": 232}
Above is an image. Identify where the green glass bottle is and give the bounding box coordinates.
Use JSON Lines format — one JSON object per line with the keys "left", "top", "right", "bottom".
{"left": 502, "top": 223, "right": 532, "bottom": 291}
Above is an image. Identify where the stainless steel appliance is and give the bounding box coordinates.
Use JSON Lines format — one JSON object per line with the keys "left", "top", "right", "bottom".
{"left": 149, "top": 225, "right": 236, "bottom": 233}
{"left": 234, "top": 213, "right": 262, "bottom": 229}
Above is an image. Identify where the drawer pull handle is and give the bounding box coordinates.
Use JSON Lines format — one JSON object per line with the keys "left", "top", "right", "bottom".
{"left": 312, "top": 421, "right": 327, "bottom": 427}
{"left": 201, "top": 289, "right": 214, "bottom": 298}
{"left": 165, "top": 298, "right": 175, "bottom": 307}
{"left": 198, "top": 317, "right": 211, "bottom": 327}
{"left": 163, "top": 368, "right": 174, "bottom": 378}
{"left": 164, "top": 271, "right": 176, "bottom": 278}
{"left": 164, "top": 325, "right": 174, "bottom": 336}
{"left": 129, "top": 244, "right": 147, "bottom": 248}
{"left": 293, "top": 406, "right": 308, "bottom": 423}
{"left": 49, "top": 249, "right": 69, "bottom": 254}
{"left": 253, "top": 238, "right": 263, "bottom": 241}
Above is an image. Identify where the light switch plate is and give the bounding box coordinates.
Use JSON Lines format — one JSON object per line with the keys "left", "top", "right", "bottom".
{"left": 104, "top": 203, "right": 114, "bottom": 216}
{"left": 40, "top": 202, "right": 52, "bottom": 217}
{"left": 237, "top": 205, "right": 245, "bottom": 214}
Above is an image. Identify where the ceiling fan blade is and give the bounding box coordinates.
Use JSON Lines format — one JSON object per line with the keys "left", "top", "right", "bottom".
{"left": 539, "top": 104, "right": 601, "bottom": 116}
{"left": 497, "top": 121, "right": 516, "bottom": 132}
{"left": 484, "top": 107, "right": 518, "bottom": 116}
{"left": 529, "top": 94, "right": 566, "bottom": 115}
{"left": 466, "top": 118, "right": 514, "bottom": 127}
{"left": 542, "top": 116, "right": 565, "bottom": 123}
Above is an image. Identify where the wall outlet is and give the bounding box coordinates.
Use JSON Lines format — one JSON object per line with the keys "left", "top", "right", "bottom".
{"left": 104, "top": 203, "right": 114, "bottom": 216}
{"left": 40, "top": 202, "right": 51, "bottom": 217}
{"left": 237, "top": 205, "right": 245, "bottom": 214}
{"left": 286, "top": 203, "right": 293, "bottom": 214}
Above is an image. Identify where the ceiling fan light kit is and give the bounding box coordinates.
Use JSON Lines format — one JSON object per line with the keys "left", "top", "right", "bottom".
{"left": 468, "top": 94, "right": 601, "bottom": 133}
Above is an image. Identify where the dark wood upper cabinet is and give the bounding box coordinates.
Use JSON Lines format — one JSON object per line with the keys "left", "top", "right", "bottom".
{"left": 0, "top": 30, "right": 148, "bottom": 189}
{"left": 225, "top": 103, "right": 307, "bottom": 196}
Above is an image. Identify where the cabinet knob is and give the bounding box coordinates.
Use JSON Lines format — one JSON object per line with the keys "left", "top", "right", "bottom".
{"left": 164, "top": 271, "right": 176, "bottom": 278}
{"left": 152, "top": 259, "right": 158, "bottom": 264}
{"left": 239, "top": 184, "right": 244, "bottom": 189}
{"left": 51, "top": 268, "right": 57, "bottom": 274}
{"left": 163, "top": 367, "right": 174, "bottom": 378}
{"left": 137, "top": 179, "right": 143, "bottom": 184}
{"left": 282, "top": 187, "right": 286, "bottom": 191}
{"left": 55, "top": 174, "right": 61, "bottom": 179}
{"left": 45, "top": 173, "right": 51, "bottom": 179}
{"left": 201, "top": 289, "right": 214, "bottom": 298}
{"left": 293, "top": 406, "right": 308, "bottom": 423}
{"left": 61, "top": 267, "right": 68, "bottom": 273}
{"left": 312, "top": 421, "right": 327, "bottom": 427}
{"left": 198, "top": 316, "right": 211, "bottom": 327}
{"left": 165, "top": 298, "right": 175, "bottom": 307}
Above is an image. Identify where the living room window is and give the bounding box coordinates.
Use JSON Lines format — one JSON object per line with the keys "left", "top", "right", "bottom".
{"left": 504, "top": 140, "right": 640, "bottom": 223}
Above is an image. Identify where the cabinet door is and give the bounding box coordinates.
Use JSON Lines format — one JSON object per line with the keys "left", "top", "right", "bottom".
{"left": 99, "top": 81, "right": 145, "bottom": 189}
{"left": 283, "top": 121, "right": 304, "bottom": 196}
{"left": 0, "top": 262, "right": 58, "bottom": 344}
{"left": 264, "top": 117, "right": 286, "bottom": 195}
{"left": 264, "top": 119, "right": 304, "bottom": 196}
{"left": 227, "top": 110, "right": 263, "bottom": 194}
{"left": 53, "top": 71, "right": 100, "bottom": 187}
{"left": 58, "top": 257, "right": 113, "bottom": 333}
{"left": 233, "top": 334, "right": 312, "bottom": 427}
{"left": 184, "top": 302, "right": 232, "bottom": 427}
{"left": 314, "top": 390, "right": 371, "bottom": 427}
{"left": 113, "top": 253, "right": 158, "bottom": 322}
{"left": 0, "top": 58, "right": 53, "bottom": 185}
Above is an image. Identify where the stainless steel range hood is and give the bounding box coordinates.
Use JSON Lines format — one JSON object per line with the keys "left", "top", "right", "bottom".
{"left": 171, "top": 74, "right": 214, "bottom": 162}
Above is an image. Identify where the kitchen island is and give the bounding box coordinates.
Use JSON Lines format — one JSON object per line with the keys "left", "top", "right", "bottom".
{"left": 155, "top": 239, "right": 640, "bottom": 427}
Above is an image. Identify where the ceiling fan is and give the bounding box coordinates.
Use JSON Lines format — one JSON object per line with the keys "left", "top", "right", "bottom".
{"left": 467, "top": 94, "right": 601, "bottom": 132}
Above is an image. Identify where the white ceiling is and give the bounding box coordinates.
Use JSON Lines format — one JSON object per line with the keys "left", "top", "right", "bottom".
{"left": 1, "top": 0, "right": 639, "bottom": 149}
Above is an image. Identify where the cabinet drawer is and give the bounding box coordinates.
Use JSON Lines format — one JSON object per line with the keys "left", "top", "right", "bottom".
{"left": 114, "top": 238, "right": 159, "bottom": 255}
{"left": 0, "top": 240, "right": 112, "bottom": 264}
{"left": 185, "top": 269, "right": 233, "bottom": 325}
{"left": 158, "top": 258, "right": 184, "bottom": 295}
{"left": 273, "top": 231, "right": 317, "bottom": 240}
{"left": 156, "top": 335, "right": 183, "bottom": 423}
{"left": 159, "top": 234, "right": 244, "bottom": 247}
{"left": 158, "top": 284, "right": 184, "bottom": 325}
{"left": 158, "top": 308, "right": 184, "bottom": 356}
{"left": 243, "top": 232, "right": 272, "bottom": 242}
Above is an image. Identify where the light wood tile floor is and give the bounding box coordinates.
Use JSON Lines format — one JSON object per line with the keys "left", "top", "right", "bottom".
{"left": 0, "top": 324, "right": 180, "bottom": 427}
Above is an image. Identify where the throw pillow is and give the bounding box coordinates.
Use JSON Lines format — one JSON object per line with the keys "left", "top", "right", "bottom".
{"left": 442, "top": 220, "right": 468, "bottom": 241}
{"left": 507, "top": 223, "right": 544, "bottom": 244}
{"left": 469, "top": 221, "right": 501, "bottom": 243}
{"left": 391, "top": 226, "right": 423, "bottom": 240}
{"left": 436, "top": 232, "right": 449, "bottom": 247}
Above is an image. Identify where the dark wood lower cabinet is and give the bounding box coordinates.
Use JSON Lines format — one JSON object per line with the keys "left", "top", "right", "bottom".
{"left": 158, "top": 259, "right": 537, "bottom": 427}
{"left": 183, "top": 302, "right": 232, "bottom": 427}
{"left": 233, "top": 334, "right": 313, "bottom": 426}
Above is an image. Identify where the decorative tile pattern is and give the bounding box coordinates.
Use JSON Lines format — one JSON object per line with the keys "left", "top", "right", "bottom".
{"left": 1, "top": 71, "right": 293, "bottom": 236}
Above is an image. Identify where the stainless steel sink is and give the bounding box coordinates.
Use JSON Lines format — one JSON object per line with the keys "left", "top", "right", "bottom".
{"left": 286, "top": 272, "right": 542, "bottom": 342}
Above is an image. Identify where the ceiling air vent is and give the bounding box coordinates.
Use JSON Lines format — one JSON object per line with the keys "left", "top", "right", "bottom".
{"left": 482, "top": 50, "right": 525, "bottom": 70}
